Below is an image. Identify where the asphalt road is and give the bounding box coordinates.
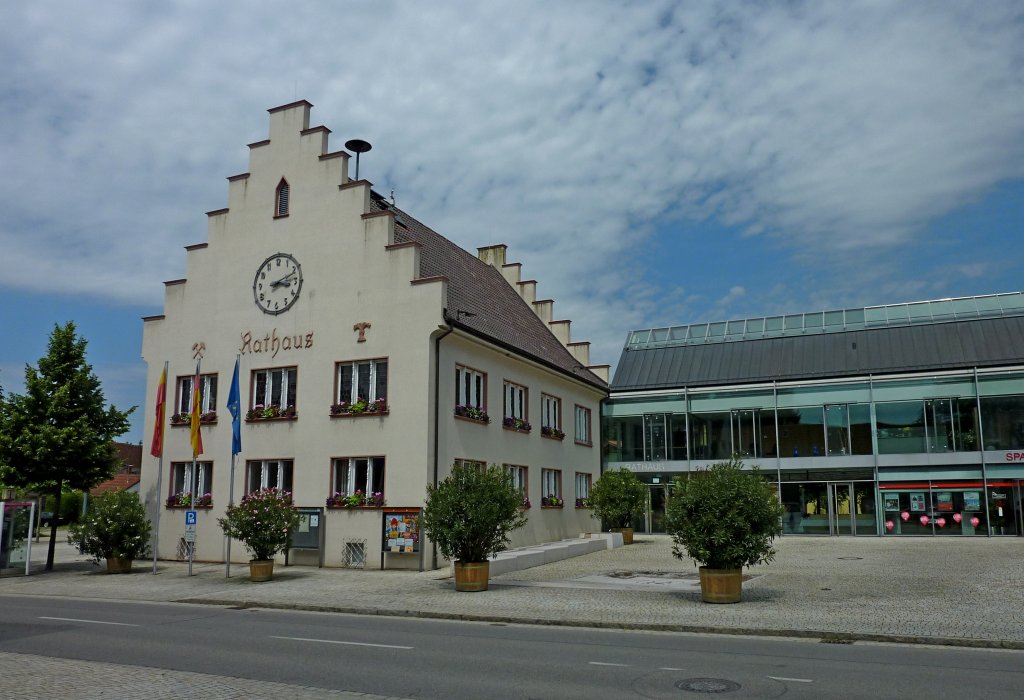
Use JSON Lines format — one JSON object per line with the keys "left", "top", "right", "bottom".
{"left": 1, "top": 595, "right": 1022, "bottom": 699}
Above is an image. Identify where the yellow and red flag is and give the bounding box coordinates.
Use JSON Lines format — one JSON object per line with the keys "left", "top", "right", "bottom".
{"left": 190, "top": 363, "right": 204, "bottom": 458}
{"left": 149, "top": 366, "right": 167, "bottom": 458}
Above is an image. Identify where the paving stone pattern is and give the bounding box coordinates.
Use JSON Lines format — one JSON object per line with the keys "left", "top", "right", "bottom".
{"left": 2, "top": 534, "right": 1022, "bottom": 649}
{"left": 0, "top": 651, "right": 406, "bottom": 699}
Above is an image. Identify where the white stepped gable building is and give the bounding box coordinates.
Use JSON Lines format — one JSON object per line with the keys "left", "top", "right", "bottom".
{"left": 140, "top": 100, "right": 608, "bottom": 569}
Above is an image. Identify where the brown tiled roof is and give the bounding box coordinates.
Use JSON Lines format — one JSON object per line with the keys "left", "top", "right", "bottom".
{"left": 371, "top": 193, "right": 606, "bottom": 390}
{"left": 91, "top": 442, "right": 143, "bottom": 495}
{"left": 90, "top": 473, "right": 140, "bottom": 496}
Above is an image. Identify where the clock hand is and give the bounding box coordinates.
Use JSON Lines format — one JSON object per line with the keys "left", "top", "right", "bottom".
{"left": 269, "top": 271, "right": 297, "bottom": 289}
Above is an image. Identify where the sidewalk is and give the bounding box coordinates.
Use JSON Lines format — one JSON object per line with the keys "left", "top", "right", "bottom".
{"left": 3, "top": 532, "right": 1022, "bottom": 649}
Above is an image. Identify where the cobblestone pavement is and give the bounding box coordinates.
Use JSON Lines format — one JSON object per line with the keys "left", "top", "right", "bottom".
{"left": 0, "top": 651, "right": 407, "bottom": 699}
{"left": 2, "top": 534, "right": 1022, "bottom": 650}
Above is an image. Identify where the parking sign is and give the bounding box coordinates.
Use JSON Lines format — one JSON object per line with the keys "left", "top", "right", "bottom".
{"left": 185, "top": 510, "right": 197, "bottom": 525}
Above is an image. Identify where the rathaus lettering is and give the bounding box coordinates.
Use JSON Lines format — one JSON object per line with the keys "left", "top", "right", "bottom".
{"left": 239, "top": 329, "right": 314, "bottom": 359}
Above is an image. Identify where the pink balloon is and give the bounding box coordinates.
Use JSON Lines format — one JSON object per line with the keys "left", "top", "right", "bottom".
{"left": 900, "top": 511, "right": 910, "bottom": 522}
{"left": 885, "top": 520, "right": 895, "bottom": 531}
{"left": 952, "top": 513, "right": 962, "bottom": 524}
{"left": 970, "top": 516, "right": 980, "bottom": 527}
{"left": 936, "top": 517, "right": 946, "bottom": 528}
{"left": 919, "top": 515, "right": 930, "bottom": 526}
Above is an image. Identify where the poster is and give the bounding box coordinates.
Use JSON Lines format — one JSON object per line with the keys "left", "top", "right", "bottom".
{"left": 963, "top": 491, "right": 980, "bottom": 510}
{"left": 909, "top": 493, "right": 926, "bottom": 512}
{"left": 382, "top": 510, "right": 420, "bottom": 553}
{"left": 935, "top": 492, "right": 953, "bottom": 512}
{"left": 883, "top": 495, "right": 900, "bottom": 511}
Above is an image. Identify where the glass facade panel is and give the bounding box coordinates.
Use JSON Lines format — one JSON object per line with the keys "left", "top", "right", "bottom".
{"left": 689, "top": 412, "right": 731, "bottom": 460}
{"left": 604, "top": 416, "right": 644, "bottom": 462}
{"left": 730, "top": 409, "right": 761, "bottom": 458}
{"left": 668, "top": 414, "right": 687, "bottom": 460}
{"left": 849, "top": 403, "right": 873, "bottom": 454}
{"left": 980, "top": 395, "right": 1024, "bottom": 450}
{"left": 777, "top": 407, "right": 825, "bottom": 457}
{"left": 777, "top": 383, "right": 870, "bottom": 408}
{"left": 824, "top": 404, "right": 849, "bottom": 455}
{"left": 977, "top": 372, "right": 1024, "bottom": 397}
{"left": 875, "top": 401, "right": 926, "bottom": 454}
{"left": 644, "top": 414, "right": 667, "bottom": 461}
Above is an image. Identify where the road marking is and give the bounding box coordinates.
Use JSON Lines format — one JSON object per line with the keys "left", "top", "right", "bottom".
{"left": 270, "top": 635, "right": 413, "bottom": 650}
{"left": 39, "top": 616, "right": 139, "bottom": 627}
{"left": 767, "top": 676, "right": 813, "bottom": 683}
{"left": 589, "top": 662, "right": 631, "bottom": 667}
{"left": 659, "top": 667, "right": 686, "bottom": 671}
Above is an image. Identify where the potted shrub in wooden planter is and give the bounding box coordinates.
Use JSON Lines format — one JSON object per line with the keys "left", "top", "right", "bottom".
{"left": 218, "top": 488, "right": 300, "bottom": 582}
{"left": 665, "top": 459, "right": 783, "bottom": 603}
{"left": 588, "top": 468, "right": 647, "bottom": 544}
{"left": 421, "top": 463, "right": 527, "bottom": 591}
{"left": 68, "top": 490, "right": 152, "bottom": 574}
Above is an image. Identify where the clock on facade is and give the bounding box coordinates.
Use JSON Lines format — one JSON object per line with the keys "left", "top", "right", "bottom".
{"left": 253, "top": 253, "right": 303, "bottom": 314}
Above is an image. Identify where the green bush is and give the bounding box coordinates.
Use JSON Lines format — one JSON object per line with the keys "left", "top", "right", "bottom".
{"left": 421, "top": 464, "right": 527, "bottom": 563}
{"left": 218, "top": 488, "right": 300, "bottom": 561}
{"left": 665, "top": 459, "right": 784, "bottom": 570}
{"left": 68, "top": 490, "right": 152, "bottom": 563}
{"left": 588, "top": 468, "right": 647, "bottom": 529}
{"left": 60, "top": 491, "right": 84, "bottom": 524}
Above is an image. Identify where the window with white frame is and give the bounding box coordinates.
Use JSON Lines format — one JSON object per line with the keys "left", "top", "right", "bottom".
{"left": 541, "top": 393, "right": 562, "bottom": 436}
{"left": 454, "top": 458, "right": 486, "bottom": 473}
{"left": 275, "top": 178, "right": 289, "bottom": 217}
{"left": 504, "top": 464, "right": 528, "bottom": 505}
{"left": 575, "top": 405, "right": 592, "bottom": 445}
{"left": 252, "top": 367, "right": 297, "bottom": 409}
{"left": 455, "top": 364, "right": 486, "bottom": 410}
{"left": 169, "top": 462, "right": 213, "bottom": 503}
{"left": 336, "top": 359, "right": 388, "bottom": 404}
{"left": 332, "top": 456, "right": 385, "bottom": 497}
{"left": 176, "top": 374, "right": 218, "bottom": 416}
{"left": 246, "top": 459, "right": 293, "bottom": 494}
{"left": 575, "top": 472, "right": 592, "bottom": 506}
{"left": 541, "top": 468, "right": 562, "bottom": 504}
{"left": 504, "top": 380, "right": 527, "bottom": 421}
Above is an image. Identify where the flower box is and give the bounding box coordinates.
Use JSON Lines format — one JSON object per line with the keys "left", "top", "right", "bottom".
{"left": 575, "top": 498, "right": 590, "bottom": 509}
{"left": 541, "top": 426, "right": 565, "bottom": 440}
{"left": 326, "top": 491, "right": 385, "bottom": 508}
{"left": 541, "top": 496, "right": 563, "bottom": 508}
{"left": 170, "top": 412, "right": 218, "bottom": 426}
{"left": 454, "top": 405, "right": 490, "bottom": 424}
{"left": 245, "top": 404, "right": 297, "bottom": 422}
{"left": 521, "top": 497, "right": 532, "bottom": 509}
{"left": 330, "top": 398, "right": 388, "bottom": 417}
{"left": 502, "top": 417, "right": 532, "bottom": 433}
{"left": 166, "top": 493, "right": 212, "bottom": 508}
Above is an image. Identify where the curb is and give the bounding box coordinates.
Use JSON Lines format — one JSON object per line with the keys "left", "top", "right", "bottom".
{"left": 179, "top": 598, "right": 1024, "bottom": 651}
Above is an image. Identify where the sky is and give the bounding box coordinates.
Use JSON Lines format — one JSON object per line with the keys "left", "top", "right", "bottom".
{"left": 1, "top": 1, "right": 1021, "bottom": 444}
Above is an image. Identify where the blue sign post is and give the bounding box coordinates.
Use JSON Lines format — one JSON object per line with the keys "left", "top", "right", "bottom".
{"left": 185, "top": 510, "right": 197, "bottom": 575}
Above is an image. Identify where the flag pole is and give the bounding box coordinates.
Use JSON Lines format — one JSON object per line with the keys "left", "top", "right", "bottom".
{"left": 225, "top": 354, "right": 241, "bottom": 578}
{"left": 151, "top": 362, "right": 168, "bottom": 574}
{"left": 188, "top": 359, "right": 203, "bottom": 577}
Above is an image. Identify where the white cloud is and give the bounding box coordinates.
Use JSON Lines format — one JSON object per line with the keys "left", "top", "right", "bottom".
{"left": 0, "top": 1, "right": 1021, "bottom": 368}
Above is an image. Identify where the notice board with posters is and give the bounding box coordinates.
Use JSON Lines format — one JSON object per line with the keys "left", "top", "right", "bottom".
{"left": 382, "top": 509, "right": 421, "bottom": 553}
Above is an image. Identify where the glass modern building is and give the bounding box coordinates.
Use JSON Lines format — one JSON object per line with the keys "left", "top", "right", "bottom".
{"left": 604, "top": 292, "right": 1024, "bottom": 537}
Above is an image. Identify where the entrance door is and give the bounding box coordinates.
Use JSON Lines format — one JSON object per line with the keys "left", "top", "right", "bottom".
{"left": 828, "top": 482, "right": 878, "bottom": 535}
{"left": 647, "top": 486, "right": 668, "bottom": 534}
{"left": 829, "top": 483, "right": 854, "bottom": 535}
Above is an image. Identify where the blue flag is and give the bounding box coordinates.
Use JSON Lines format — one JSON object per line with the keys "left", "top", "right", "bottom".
{"left": 227, "top": 357, "right": 242, "bottom": 456}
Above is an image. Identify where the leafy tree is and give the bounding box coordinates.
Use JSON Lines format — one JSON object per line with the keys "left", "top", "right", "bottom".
{"left": 665, "top": 459, "right": 784, "bottom": 570}
{"left": 588, "top": 468, "right": 648, "bottom": 530}
{"left": 0, "top": 322, "right": 133, "bottom": 570}
{"left": 421, "top": 464, "right": 527, "bottom": 563}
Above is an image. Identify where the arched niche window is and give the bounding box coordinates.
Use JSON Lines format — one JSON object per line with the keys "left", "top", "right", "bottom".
{"left": 275, "top": 178, "right": 290, "bottom": 218}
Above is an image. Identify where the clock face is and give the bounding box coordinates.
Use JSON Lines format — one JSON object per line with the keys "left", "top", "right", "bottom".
{"left": 253, "top": 253, "right": 303, "bottom": 314}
